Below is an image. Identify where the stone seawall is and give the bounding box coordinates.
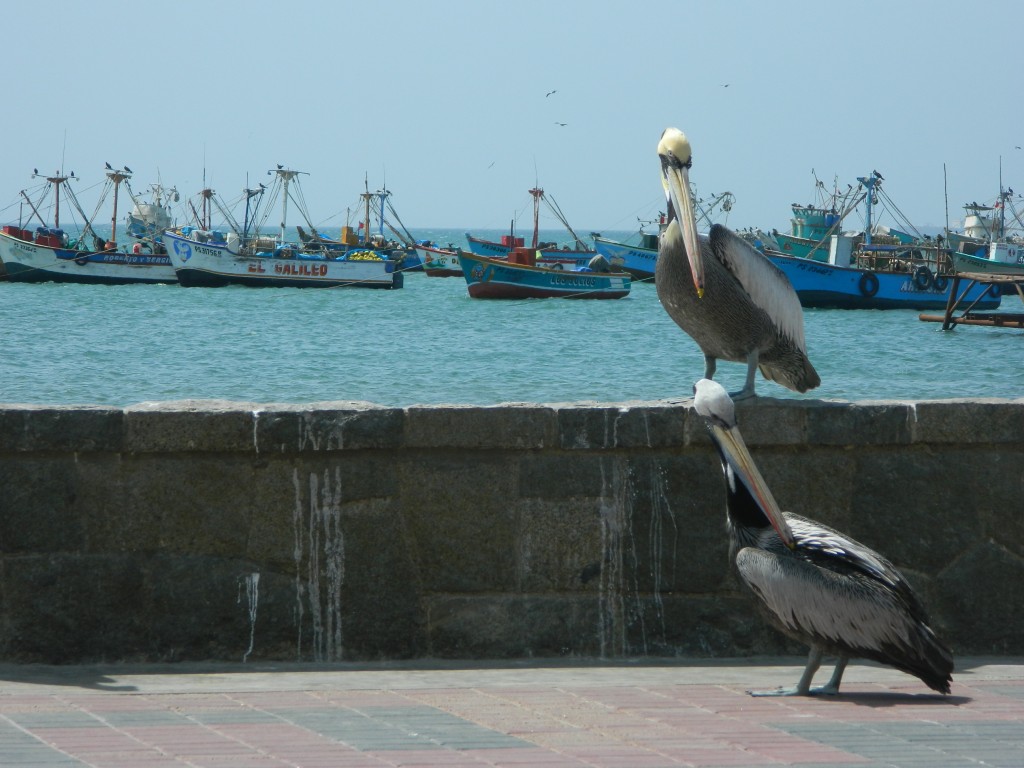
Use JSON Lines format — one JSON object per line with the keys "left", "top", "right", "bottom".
{"left": 1, "top": 398, "right": 1022, "bottom": 664}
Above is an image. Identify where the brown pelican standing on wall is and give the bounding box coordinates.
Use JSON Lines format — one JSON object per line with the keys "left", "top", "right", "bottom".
{"left": 656, "top": 127, "right": 820, "bottom": 399}
{"left": 693, "top": 377, "right": 954, "bottom": 695}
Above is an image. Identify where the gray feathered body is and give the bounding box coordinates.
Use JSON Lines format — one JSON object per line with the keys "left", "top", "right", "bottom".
{"left": 728, "top": 504, "right": 954, "bottom": 694}
{"left": 656, "top": 223, "right": 820, "bottom": 393}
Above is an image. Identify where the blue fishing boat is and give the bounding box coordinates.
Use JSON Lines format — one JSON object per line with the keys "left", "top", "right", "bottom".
{"left": 767, "top": 250, "right": 1001, "bottom": 309}
{"left": 458, "top": 248, "right": 630, "bottom": 299}
{"left": 465, "top": 186, "right": 594, "bottom": 267}
{"left": 591, "top": 191, "right": 735, "bottom": 280}
{"left": 591, "top": 233, "right": 658, "bottom": 281}
{"left": 759, "top": 171, "right": 1001, "bottom": 310}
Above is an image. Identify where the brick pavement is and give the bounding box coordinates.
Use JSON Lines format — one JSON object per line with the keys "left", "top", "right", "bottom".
{"left": 1, "top": 658, "right": 1022, "bottom": 767}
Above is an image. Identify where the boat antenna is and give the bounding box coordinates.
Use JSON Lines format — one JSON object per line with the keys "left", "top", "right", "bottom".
{"left": 943, "top": 162, "right": 950, "bottom": 241}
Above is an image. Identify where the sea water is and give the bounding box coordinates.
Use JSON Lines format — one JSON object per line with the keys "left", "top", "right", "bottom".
{"left": 1, "top": 228, "right": 1022, "bottom": 407}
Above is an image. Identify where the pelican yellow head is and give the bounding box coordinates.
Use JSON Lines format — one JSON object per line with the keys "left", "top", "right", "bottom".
{"left": 658, "top": 127, "right": 704, "bottom": 298}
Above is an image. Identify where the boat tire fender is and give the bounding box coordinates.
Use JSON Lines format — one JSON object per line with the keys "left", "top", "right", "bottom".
{"left": 74, "top": 255, "right": 89, "bottom": 266}
{"left": 549, "top": 262, "right": 563, "bottom": 270}
{"left": 913, "top": 265, "right": 933, "bottom": 291}
{"left": 933, "top": 274, "right": 949, "bottom": 292}
{"left": 858, "top": 271, "right": 879, "bottom": 297}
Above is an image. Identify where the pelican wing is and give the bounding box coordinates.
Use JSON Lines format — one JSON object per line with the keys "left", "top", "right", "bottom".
{"left": 784, "top": 513, "right": 929, "bottom": 620}
{"left": 708, "top": 224, "right": 807, "bottom": 349}
{"left": 736, "top": 546, "right": 931, "bottom": 658}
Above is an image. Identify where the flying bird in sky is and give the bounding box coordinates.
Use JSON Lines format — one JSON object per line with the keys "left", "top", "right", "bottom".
{"left": 545, "top": 89, "right": 557, "bottom": 97}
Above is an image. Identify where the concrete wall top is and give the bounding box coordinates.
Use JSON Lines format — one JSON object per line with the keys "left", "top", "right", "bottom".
{"left": 2, "top": 397, "right": 1023, "bottom": 454}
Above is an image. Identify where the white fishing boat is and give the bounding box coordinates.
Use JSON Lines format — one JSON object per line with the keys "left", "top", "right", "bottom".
{"left": 415, "top": 242, "right": 463, "bottom": 277}
{"left": 950, "top": 188, "right": 1024, "bottom": 277}
{"left": 0, "top": 167, "right": 176, "bottom": 284}
{"left": 162, "top": 168, "right": 403, "bottom": 289}
{"left": 125, "top": 181, "right": 179, "bottom": 241}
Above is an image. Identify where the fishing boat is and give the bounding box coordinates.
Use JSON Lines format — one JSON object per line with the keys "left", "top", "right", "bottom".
{"left": 415, "top": 242, "right": 463, "bottom": 277}
{"left": 591, "top": 191, "right": 735, "bottom": 280}
{"left": 952, "top": 242, "right": 1024, "bottom": 276}
{"left": 465, "top": 187, "right": 594, "bottom": 267}
{"left": 760, "top": 171, "right": 1001, "bottom": 310}
{"left": 591, "top": 229, "right": 658, "bottom": 281}
{"left": 948, "top": 187, "right": 1024, "bottom": 279}
{"left": 125, "top": 182, "right": 178, "bottom": 241}
{"left": 162, "top": 168, "right": 403, "bottom": 289}
{"left": 458, "top": 248, "right": 630, "bottom": 299}
{"left": 0, "top": 167, "right": 176, "bottom": 284}
{"left": 295, "top": 184, "right": 421, "bottom": 271}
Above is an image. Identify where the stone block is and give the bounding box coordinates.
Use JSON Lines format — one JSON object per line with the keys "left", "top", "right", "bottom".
{"left": 0, "top": 407, "right": 122, "bottom": 452}
{"left": 404, "top": 405, "right": 556, "bottom": 449}
{"left": 555, "top": 404, "right": 690, "bottom": 449}
{"left": 733, "top": 397, "right": 808, "bottom": 446}
{"left": 397, "top": 454, "right": 519, "bottom": 592}
{"left": 0, "top": 457, "right": 82, "bottom": 553}
{"left": 254, "top": 404, "right": 404, "bottom": 452}
{"left": 124, "top": 402, "right": 257, "bottom": 453}
{"left": 847, "top": 449, "right": 988, "bottom": 574}
{"left": 121, "top": 456, "right": 253, "bottom": 558}
{"left": 806, "top": 401, "right": 913, "bottom": 446}
{"left": 0, "top": 554, "right": 147, "bottom": 662}
{"left": 914, "top": 399, "right": 1024, "bottom": 444}
{"left": 517, "top": 498, "right": 606, "bottom": 593}
{"left": 933, "top": 540, "right": 1024, "bottom": 655}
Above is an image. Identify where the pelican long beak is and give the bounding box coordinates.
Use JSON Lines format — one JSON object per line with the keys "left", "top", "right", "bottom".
{"left": 709, "top": 422, "right": 796, "bottom": 549}
{"left": 658, "top": 128, "right": 704, "bottom": 297}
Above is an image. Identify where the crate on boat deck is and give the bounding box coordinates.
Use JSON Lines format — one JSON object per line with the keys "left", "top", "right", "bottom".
{"left": 501, "top": 235, "right": 524, "bottom": 248}
{"left": 340, "top": 226, "right": 359, "bottom": 245}
{"left": 34, "top": 227, "right": 65, "bottom": 248}
{"left": 508, "top": 246, "right": 537, "bottom": 266}
{"left": 3, "top": 225, "right": 33, "bottom": 241}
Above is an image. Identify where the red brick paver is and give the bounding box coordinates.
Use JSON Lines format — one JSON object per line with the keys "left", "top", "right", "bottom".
{"left": 1, "top": 658, "right": 1021, "bottom": 767}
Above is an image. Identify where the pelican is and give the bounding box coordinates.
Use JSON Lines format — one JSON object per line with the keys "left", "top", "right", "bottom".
{"left": 693, "top": 378, "right": 954, "bottom": 696}
{"left": 656, "top": 128, "right": 819, "bottom": 399}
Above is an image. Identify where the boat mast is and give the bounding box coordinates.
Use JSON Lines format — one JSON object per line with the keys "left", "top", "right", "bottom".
{"left": 857, "top": 172, "right": 882, "bottom": 246}
{"left": 274, "top": 168, "right": 300, "bottom": 243}
{"left": 361, "top": 178, "right": 372, "bottom": 244}
{"left": 34, "top": 170, "right": 74, "bottom": 229}
{"left": 106, "top": 167, "right": 131, "bottom": 245}
{"left": 998, "top": 158, "right": 1007, "bottom": 239}
{"left": 529, "top": 187, "right": 543, "bottom": 249}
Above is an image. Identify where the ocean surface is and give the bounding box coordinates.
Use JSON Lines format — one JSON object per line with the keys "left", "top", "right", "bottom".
{"left": 1, "top": 228, "right": 1022, "bottom": 408}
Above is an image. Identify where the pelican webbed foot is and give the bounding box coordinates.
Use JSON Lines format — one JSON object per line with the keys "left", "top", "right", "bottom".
{"left": 746, "top": 684, "right": 841, "bottom": 697}
{"left": 746, "top": 649, "right": 847, "bottom": 697}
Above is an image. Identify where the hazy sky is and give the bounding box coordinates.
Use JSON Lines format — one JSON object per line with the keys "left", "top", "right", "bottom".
{"left": 4, "top": 0, "right": 1022, "bottom": 234}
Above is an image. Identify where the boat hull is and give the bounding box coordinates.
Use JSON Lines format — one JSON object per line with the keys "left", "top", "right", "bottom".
{"left": 416, "top": 245, "right": 463, "bottom": 277}
{"left": 163, "top": 231, "right": 403, "bottom": 289}
{"left": 591, "top": 236, "right": 657, "bottom": 280}
{"left": 952, "top": 246, "right": 1024, "bottom": 276}
{"left": 0, "top": 231, "right": 176, "bottom": 284}
{"left": 458, "top": 252, "right": 630, "bottom": 299}
{"left": 769, "top": 252, "right": 1001, "bottom": 309}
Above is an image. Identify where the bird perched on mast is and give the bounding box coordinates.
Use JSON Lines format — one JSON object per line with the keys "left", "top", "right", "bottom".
{"left": 693, "top": 377, "right": 954, "bottom": 696}
{"left": 655, "top": 127, "right": 819, "bottom": 399}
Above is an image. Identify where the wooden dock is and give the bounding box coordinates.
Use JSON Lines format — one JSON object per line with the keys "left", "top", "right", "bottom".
{"left": 919, "top": 272, "right": 1024, "bottom": 330}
